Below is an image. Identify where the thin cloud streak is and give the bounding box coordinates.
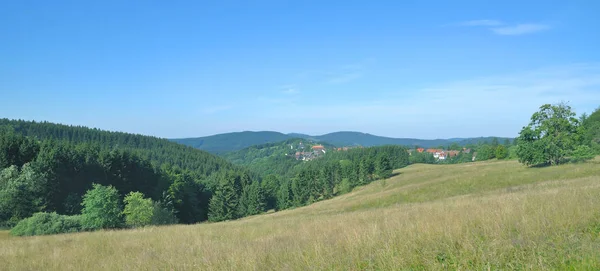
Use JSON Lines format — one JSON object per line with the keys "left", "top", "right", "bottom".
{"left": 491, "top": 24, "right": 550, "bottom": 35}
{"left": 458, "top": 20, "right": 504, "bottom": 26}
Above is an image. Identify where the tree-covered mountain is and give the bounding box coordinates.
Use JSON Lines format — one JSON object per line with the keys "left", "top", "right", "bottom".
{"left": 0, "top": 119, "right": 234, "bottom": 178}
{"left": 173, "top": 130, "right": 514, "bottom": 154}
{"left": 171, "top": 131, "right": 291, "bottom": 155}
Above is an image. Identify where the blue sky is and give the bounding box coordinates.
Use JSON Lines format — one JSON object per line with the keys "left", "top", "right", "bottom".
{"left": 1, "top": 0, "right": 599, "bottom": 139}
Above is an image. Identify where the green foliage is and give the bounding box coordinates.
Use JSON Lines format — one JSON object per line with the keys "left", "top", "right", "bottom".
{"left": 241, "top": 181, "right": 266, "bottom": 216}
{"left": 80, "top": 184, "right": 123, "bottom": 230}
{"left": 10, "top": 212, "right": 81, "bottom": 236}
{"left": 151, "top": 200, "right": 179, "bottom": 225}
{"left": 123, "top": 192, "right": 154, "bottom": 227}
{"left": 338, "top": 178, "right": 354, "bottom": 194}
{"left": 476, "top": 145, "right": 495, "bottom": 161}
{"left": 208, "top": 172, "right": 240, "bottom": 222}
{"left": 495, "top": 145, "right": 508, "bottom": 160}
{"left": 571, "top": 145, "right": 595, "bottom": 163}
{"left": 517, "top": 103, "right": 581, "bottom": 166}
{"left": 166, "top": 169, "right": 207, "bottom": 224}
{"left": 375, "top": 154, "right": 392, "bottom": 178}
{"left": 0, "top": 164, "right": 47, "bottom": 227}
{"left": 581, "top": 107, "right": 600, "bottom": 154}
{"left": 261, "top": 175, "right": 279, "bottom": 210}
{"left": 0, "top": 131, "right": 39, "bottom": 169}
{"left": 508, "top": 145, "right": 519, "bottom": 159}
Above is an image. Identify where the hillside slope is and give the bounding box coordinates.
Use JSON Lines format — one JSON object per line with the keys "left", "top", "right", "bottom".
{"left": 3, "top": 158, "right": 599, "bottom": 270}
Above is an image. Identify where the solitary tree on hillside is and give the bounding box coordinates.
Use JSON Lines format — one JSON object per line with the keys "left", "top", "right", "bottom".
{"left": 516, "top": 103, "right": 581, "bottom": 166}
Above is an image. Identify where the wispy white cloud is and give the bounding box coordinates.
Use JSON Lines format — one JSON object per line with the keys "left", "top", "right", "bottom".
{"left": 491, "top": 24, "right": 550, "bottom": 35}
{"left": 456, "top": 19, "right": 551, "bottom": 36}
{"left": 458, "top": 20, "right": 504, "bottom": 26}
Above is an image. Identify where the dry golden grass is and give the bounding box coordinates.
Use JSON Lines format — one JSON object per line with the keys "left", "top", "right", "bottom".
{"left": 2, "top": 159, "right": 600, "bottom": 270}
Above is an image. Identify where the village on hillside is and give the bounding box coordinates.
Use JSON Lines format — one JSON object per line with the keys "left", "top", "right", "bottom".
{"left": 408, "top": 147, "right": 477, "bottom": 161}
{"left": 289, "top": 141, "right": 365, "bottom": 161}
{"left": 289, "top": 141, "right": 477, "bottom": 162}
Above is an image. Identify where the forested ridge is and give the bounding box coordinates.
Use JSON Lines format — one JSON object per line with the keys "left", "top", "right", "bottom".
{"left": 0, "top": 118, "right": 233, "bottom": 177}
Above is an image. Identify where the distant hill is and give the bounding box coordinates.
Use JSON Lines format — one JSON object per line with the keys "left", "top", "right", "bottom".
{"left": 171, "top": 131, "right": 291, "bottom": 154}
{"left": 172, "top": 131, "right": 513, "bottom": 154}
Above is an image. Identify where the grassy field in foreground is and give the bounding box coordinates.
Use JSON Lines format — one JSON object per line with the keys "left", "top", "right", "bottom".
{"left": 2, "top": 159, "right": 600, "bottom": 270}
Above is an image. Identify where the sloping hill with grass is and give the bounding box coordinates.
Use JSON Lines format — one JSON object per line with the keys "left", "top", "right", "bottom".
{"left": 2, "top": 159, "right": 600, "bottom": 270}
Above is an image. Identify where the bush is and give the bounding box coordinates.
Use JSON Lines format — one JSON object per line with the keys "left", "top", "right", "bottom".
{"left": 81, "top": 184, "right": 123, "bottom": 230}
{"left": 495, "top": 145, "right": 508, "bottom": 160}
{"left": 123, "top": 192, "right": 154, "bottom": 227}
{"left": 151, "top": 201, "right": 178, "bottom": 225}
{"left": 571, "top": 145, "right": 595, "bottom": 163}
{"left": 10, "top": 212, "right": 81, "bottom": 236}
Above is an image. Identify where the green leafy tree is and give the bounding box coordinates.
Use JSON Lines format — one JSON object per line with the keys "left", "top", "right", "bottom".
{"left": 495, "top": 145, "right": 508, "bottom": 160}
{"left": 581, "top": 107, "right": 600, "bottom": 153}
{"left": 476, "top": 144, "right": 495, "bottom": 161}
{"left": 80, "top": 184, "right": 123, "bottom": 230}
{"left": 0, "top": 164, "right": 47, "bottom": 226}
{"left": 123, "top": 191, "right": 154, "bottom": 227}
{"left": 517, "top": 103, "right": 581, "bottom": 166}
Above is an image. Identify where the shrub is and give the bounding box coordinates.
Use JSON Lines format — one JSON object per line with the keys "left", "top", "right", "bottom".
{"left": 81, "top": 184, "right": 123, "bottom": 230}
{"left": 151, "top": 201, "right": 178, "bottom": 225}
{"left": 10, "top": 212, "right": 81, "bottom": 236}
{"left": 495, "top": 145, "right": 508, "bottom": 160}
{"left": 123, "top": 192, "right": 154, "bottom": 227}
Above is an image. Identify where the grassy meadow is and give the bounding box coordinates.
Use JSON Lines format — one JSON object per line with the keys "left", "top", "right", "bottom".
{"left": 2, "top": 158, "right": 600, "bottom": 270}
